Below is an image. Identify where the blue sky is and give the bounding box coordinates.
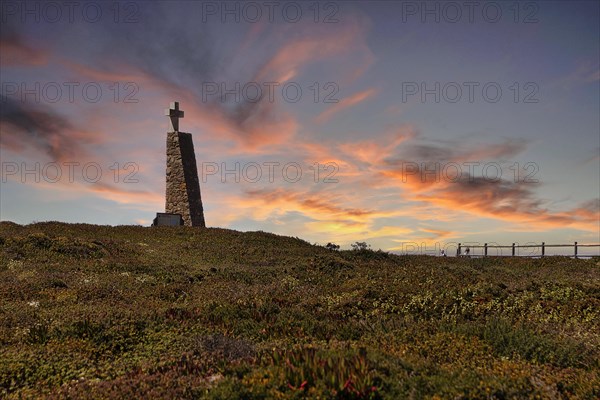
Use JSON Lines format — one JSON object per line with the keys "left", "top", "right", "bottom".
{"left": 1, "top": 1, "right": 598, "bottom": 254}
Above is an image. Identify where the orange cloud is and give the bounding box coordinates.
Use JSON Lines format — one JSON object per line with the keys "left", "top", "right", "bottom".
{"left": 336, "top": 133, "right": 599, "bottom": 234}
{"left": 244, "top": 188, "right": 383, "bottom": 222}
{"left": 64, "top": 59, "right": 299, "bottom": 154}
{"left": 182, "top": 96, "right": 299, "bottom": 153}
{"left": 339, "top": 125, "right": 418, "bottom": 165}
{"left": 403, "top": 175, "right": 599, "bottom": 232}
{"left": 420, "top": 228, "right": 455, "bottom": 241}
{"left": 88, "top": 182, "right": 163, "bottom": 209}
{"left": 200, "top": 186, "right": 413, "bottom": 246}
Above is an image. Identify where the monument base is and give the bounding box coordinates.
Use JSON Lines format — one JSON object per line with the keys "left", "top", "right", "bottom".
{"left": 152, "top": 213, "right": 184, "bottom": 226}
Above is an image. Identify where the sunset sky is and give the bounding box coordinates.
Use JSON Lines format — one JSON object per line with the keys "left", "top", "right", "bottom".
{"left": 1, "top": 1, "right": 599, "bottom": 254}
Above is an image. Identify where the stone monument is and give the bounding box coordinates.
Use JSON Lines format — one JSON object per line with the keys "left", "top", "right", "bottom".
{"left": 164, "top": 101, "right": 206, "bottom": 227}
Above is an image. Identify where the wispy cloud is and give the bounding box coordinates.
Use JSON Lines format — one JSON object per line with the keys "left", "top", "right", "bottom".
{"left": 316, "top": 88, "right": 378, "bottom": 123}
{"left": 555, "top": 60, "right": 600, "bottom": 89}
{"left": 0, "top": 21, "right": 48, "bottom": 67}
{"left": 0, "top": 35, "right": 47, "bottom": 66}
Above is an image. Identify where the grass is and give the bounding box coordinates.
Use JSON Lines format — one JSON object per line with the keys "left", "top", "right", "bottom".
{"left": 0, "top": 221, "right": 599, "bottom": 399}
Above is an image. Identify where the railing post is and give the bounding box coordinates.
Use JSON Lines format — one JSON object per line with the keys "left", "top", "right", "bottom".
{"left": 512, "top": 243, "right": 516, "bottom": 257}
{"left": 457, "top": 243, "right": 461, "bottom": 257}
{"left": 484, "top": 243, "right": 488, "bottom": 257}
{"left": 541, "top": 242, "right": 545, "bottom": 257}
{"left": 574, "top": 242, "right": 578, "bottom": 259}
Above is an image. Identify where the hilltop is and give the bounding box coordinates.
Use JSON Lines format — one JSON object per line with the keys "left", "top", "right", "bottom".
{"left": 1, "top": 221, "right": 599, "bottom": 399}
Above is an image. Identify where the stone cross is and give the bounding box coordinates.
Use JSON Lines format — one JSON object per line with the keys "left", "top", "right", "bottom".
{"left": 165, "top": 101, "right": 184, "bottom": 132}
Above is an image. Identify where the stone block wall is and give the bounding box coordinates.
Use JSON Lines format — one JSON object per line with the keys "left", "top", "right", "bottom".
{"left": 165, "top": 131, "right": 206, "bottom": 227}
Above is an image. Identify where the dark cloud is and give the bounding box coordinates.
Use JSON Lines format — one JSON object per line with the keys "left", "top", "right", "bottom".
{"left": 401, "top": 144, "right": 448, "bottom": 163}
{"left": 379, "top": 136, "right": 553, "bottom": 219}
{"left": 0, "top": 96, "right": 86, "bottom": 161}
{"left": 387, "top": 138, "right": 528, "bottom": 165}
{"left": 438, "top": 175, "right": 542, "bottom": 212}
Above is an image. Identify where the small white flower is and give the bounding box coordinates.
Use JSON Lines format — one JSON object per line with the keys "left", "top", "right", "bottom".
{"left": 207, "top": 373, "right": 223, "bottom": 384}
{"left": 8, "top": 260, "right": 23, "bottom": 270}
{"left": 28, "top": 300, "right": 40, "bottom": 308}
{"left": 136, "top": 274, "right": 154, "bottom": 283}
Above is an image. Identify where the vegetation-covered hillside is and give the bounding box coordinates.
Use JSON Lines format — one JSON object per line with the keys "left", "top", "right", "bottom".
{"left": 0, "top": 222, "right": 599, "bottom": 399}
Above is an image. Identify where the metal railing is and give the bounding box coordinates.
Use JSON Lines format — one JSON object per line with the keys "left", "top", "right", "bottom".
{"left": 456, "top": 242, "right": 600, "bottom": 258}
